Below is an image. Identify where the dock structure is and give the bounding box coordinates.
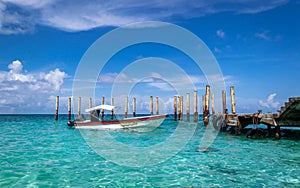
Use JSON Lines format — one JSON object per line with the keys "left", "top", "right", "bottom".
{"left": 56, "top": 91, "right": 299, "bottom": 140}
{"left": 276, "top": 97, "right": 300, "bottom": 126}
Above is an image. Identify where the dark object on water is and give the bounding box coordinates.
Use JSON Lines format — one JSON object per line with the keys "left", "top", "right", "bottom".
{"left": 67, "top": 121, "right": 75, "bottom": 127}
{"left": 246, "top": 128, "right": 267, "bottom": 139}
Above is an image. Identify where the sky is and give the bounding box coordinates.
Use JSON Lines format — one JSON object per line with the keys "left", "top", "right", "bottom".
{"left": 0, "top": 0, "right": 299, "bottom": 114}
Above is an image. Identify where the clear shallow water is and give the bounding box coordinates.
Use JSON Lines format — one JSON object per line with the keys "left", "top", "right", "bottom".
{"left": 0, "top": 115, "right": 299, "bottom": 187}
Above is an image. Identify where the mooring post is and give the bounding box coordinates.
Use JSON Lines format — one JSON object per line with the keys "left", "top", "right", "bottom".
{"left": 89, "top": 97, "right": 92, "bottom": 120}
{"left": 203, "top": 85, "right": 210, "bottom": 126}
{"left": 68, "top": 97, "right": 71, "bottom": 120}
{"left": 101, "top": 96, "right": 105, "bottom": 120}
{"left": 186, "top": 93, "right": 190, "bottom": 122}
{"left": 181, "top": 96, "right": 184, "bottom": 121}
{"left": 125, "top": 96, "right": 128, "bottom": 118}
{"left": 150, "top": 96, "right": 153, "bottom": 115}
{"left": 174, "top": 96, "right": 177, "bottom": 121}
{"left": 111, "top": 98, "right": 114, "bottom": 120}
{"left": 55, "top": 96, "right": 59, "bottom": 121}
{"left": 178, "top": 96, "right": 182, "bottom": 121}
{"left": 156, "top": 97, "right": 159, "bottom": 115}
{"left": 202, "top": 95, "right": 205, "bottom": 114}
{"left": 78, "top": 96, "right": 81, "bottom": 116}
{"left": 212, "top": 93, "right": 215, "bottom": 116}
{"left": 222, "top": 90, "right": 226, "bottom": 114}
{"left": 230, "top": 86, "right": 236, "bottom": 114}
{"left": 133, "top": 97, "right": 136, "bottom": 117}
{"left": 194, "top": 91, "right": 198, "bottom": 123}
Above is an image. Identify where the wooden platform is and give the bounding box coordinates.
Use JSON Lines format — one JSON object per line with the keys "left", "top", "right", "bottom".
{"left": 276, "top": 97, "right": 300, "bottom": 126}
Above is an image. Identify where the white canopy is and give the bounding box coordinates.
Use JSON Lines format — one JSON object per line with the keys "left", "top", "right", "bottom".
{"left": 85, "top": 105, "right": 115, "bottom": 112}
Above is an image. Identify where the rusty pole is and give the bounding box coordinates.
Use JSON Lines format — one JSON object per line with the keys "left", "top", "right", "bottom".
{"left": 222, "top": 90, "right": 226, "bottom": 114}
{"left": 133, "top": 97, "right": 136, "bottom": 117}
{"left": 230, "top": 86, "right": 236, "bottom": 114}
{"left": 55, "top": 96, "right": 59, "bottom": 121}
{"left": 203, "top": 85, "right": 210, "bottom": 126}
{"left": 68, "top": 97, "right": 71, "bottom": 120}
{"left": 174, "top": 96, "right": 177, "bottom": 121}
{"left": 150, "top": 96, "right": 153, "bottom": 115}
{"left": 193, "top": 91, "right": 198, "bottom": 123}
{"left": 125, "top": 96, "right": 128, "bottom": 118}
{"left": 186, "top": 93, "right": 190, "bottom": 122}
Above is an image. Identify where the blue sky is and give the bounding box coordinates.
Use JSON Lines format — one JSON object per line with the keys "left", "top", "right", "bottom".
{"left": 0, "top": 0, "right": 299, "bottom": 114}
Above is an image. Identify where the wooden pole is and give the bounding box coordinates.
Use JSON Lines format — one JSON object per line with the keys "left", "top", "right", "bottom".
{"left": 178, "top": 96, "right": 182, "bottom": 121}
{"left": 193, "top": 91, "right": 198, "bottom": 123}
{"left": 101, "top": 96, "right": 105, "bottom": 120}
{"left": 174, "top": 96, "right": 177, "bottom": 121}
{"left": 203, "top": 85, "right": 210, "bottom": 126}
{"left": 68, "top": 97, "right": 71, "bottom": 120}
{"left": 230, "top": 86, "right": 236, "bottom": 114}
{"left": 202, "top": 95, "right": 205, "bottom": 114}
{"left": 211, "top": 93, "right": 215, "bottom": 116}
{"left": 150, "top": 96, "right": 153, "bottom": 115}
{"left": 156, "top": 97, "right": 159, "bottom": 115}
{"left": 111, "top": 98, "right": 114, "bottom": 120}
{"left": 55, "top": 96, "right": 59, "bottom": 121}
{"left": 89, "top": 97, "right": 92, "bottom": 120}
{"left": 133, "top": 97, "right": 136, "bottom": 117}
{"left": 180, "top": 96, "right": 184, "bottom": 121}
{"left": 78, "top": 96, "right": 81, "bottom": 116}
{"left": 125, "top": 96, "right": 128, "bottom": 118}
{"left": 222, "top": 90, "right": 226, "bottom": 114}
{"left": 186, "top": 93, "right": 190, "bottom": 122}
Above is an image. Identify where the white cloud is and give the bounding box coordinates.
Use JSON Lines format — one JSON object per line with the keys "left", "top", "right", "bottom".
{"left": 216, "top": 29, "right": 225, "bottom": 38}
{"left": 258, "top": 93, "right": 280, "bottom": 108}
{"left": 0, "top": 60, "right": 68, "bottom": 113}
{"left": 255, "top": 30, "right": 281, "bottom": 41}
{"left": 0, "top": 0, "right": 289, "bottom": 34}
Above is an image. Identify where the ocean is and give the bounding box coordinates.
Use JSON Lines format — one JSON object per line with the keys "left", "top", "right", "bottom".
{"left": 1, "top": 114, "right": 299, "bottom": 187}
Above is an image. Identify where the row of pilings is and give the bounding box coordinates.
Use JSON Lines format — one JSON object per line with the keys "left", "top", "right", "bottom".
{"left": 55, "top": 85, "right": 237, "bottom": 123}
{"left": 55, "top": 96, "right": 161, "bottom": 121}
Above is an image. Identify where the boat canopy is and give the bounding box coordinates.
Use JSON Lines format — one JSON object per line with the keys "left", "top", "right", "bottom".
{"left": 85, "top": 105, "right": 115, "bottom": 112}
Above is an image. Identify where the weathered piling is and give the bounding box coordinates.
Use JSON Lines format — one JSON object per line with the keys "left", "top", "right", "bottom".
{"left": 150, "top": 96, "right": 153, "bottom": 115}
{"left": 125, "top": 96, "right": 128, "bottom": 118}
{"left": 230, "top": 86, "right": 236, "bottom": 114}
{"left": 89, "top": 97, "right": 92, "bottom": 120}
{"left": 178, "top": 96, "right": 182, "bottom": 121}
{"left": 101, "top": 96, "right": 105, "bottom": 120}
{"left": 78, "top": 96, "right": 81, "bottom": 116}
{"left": 202, "top": 95, "right": 205, "bottom": 114}
{"left": 193, "top": 91, "right": 198, "bottom": 123}
{"left": 68, "top": 97, "right": 71, "bottom": 120}
{"left": 111, "top": 98, "right": 114, "bottom": 120}
{"left": 203, "top": 85, "right": 210, "bottom": 126}
{"left": 55, "top": 96, "right": 59, "bottom": 121}
{"left": 133, "top": 97, "right": 136, "bottom": 117}
{"left": 222, "top": 90, "right": 226, "bottom": 114}
{"left": 181, "top": 96, "right": 184, "bottom": 121}
{"left": 156, "top": 97, "right": 159, "bottom": 115}
{"left": 174, "top": 96, "right": 177, "bottom": 121}
{"left": 186, "top": 93, "right": 190, "bottom": 122}
{"left": 211, "top": 93, "right": 215, "bottom": 116}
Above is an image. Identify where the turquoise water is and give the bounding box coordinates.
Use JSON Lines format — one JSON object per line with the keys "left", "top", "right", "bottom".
{"left": 1, "top": 115, "right": 299, "bottom": 187}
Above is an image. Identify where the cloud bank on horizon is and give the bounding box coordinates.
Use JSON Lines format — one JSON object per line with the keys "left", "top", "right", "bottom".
{"left": 0, "top": 60, "right": 67, "bottom": 113}
{"left": 0, "top": 0, "right": 289, "bottom": 34}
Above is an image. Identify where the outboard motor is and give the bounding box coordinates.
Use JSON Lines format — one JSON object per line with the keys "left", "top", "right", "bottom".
{"left": 67, "top": 121, "right": 75, "bottom": 127}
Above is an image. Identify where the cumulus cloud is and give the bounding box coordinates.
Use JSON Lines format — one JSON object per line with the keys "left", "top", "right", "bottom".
{"left": 0, "top": 60, "right": 68, "bottom": 113}
{"left": 0, "top": 0, "right": 289, "bottom": 34}
{"left": 258, "top": 93, "right": 280, "bottom": 108}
